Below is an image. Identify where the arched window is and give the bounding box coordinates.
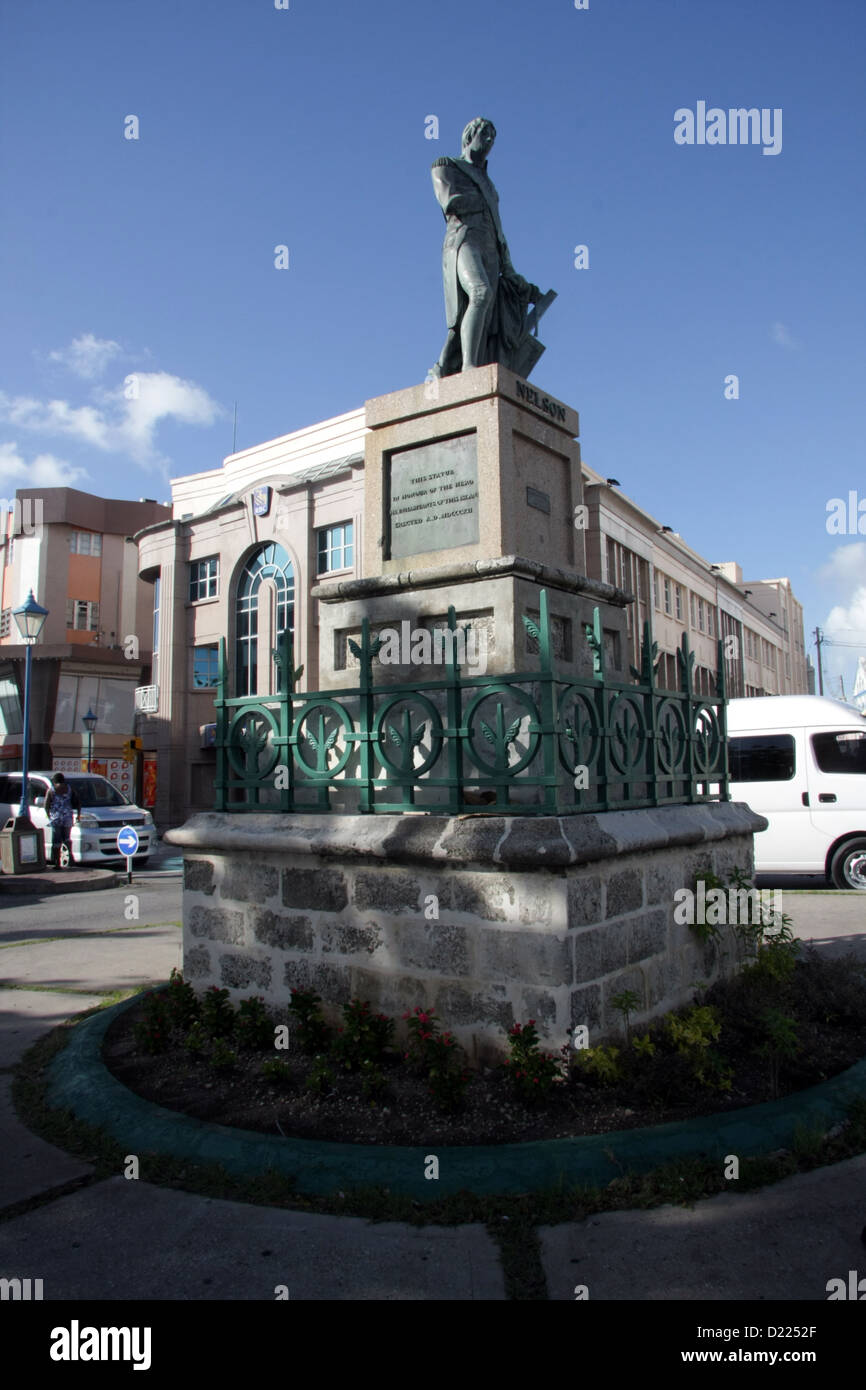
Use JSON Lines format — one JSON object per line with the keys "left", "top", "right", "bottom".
{"left": 235, "top": 542, "right": 295, "bottom": 696}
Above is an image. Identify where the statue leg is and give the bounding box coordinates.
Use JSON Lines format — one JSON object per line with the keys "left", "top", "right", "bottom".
{"left": 456, "top": 243, "right": 494, "bottom": 370}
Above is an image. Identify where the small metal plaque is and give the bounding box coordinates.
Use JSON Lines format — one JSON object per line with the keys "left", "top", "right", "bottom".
{"left": 388, "top": 435, "right": 479, "bottom": 558}
{"left": 526, "top": 486, "right": 550, "bottom": 514}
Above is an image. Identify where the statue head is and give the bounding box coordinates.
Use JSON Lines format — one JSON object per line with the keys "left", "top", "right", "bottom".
{"left": 461, "top": 117, "right": 496, "bottom": 163}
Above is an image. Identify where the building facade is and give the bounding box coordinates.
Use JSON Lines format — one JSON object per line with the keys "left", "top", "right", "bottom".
{"left": 582, "top": 467, "right": 808, "bottom": 701}
{"left": 0, "top": 489, "right": 170, "bottom": 795}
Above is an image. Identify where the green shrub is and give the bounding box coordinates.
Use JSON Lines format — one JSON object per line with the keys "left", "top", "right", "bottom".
{"left": 165, "top": 968, "right": 199, "bottom": 1030}
{"left": 235, "top": 995, "right": 274, "bottom": 1050}
{"left": 201, "top": 985, "right": 235, "bottom": 1039}
{"left": 289, "top": 988, "right": 332, "bottom": 1054}
{"left": 184, "top": 1021, "right": 207, "bottom": 1055}
{"left": 573, "top": 1043, "right": 622, "bottom": 1086}
{"left": 503, "top": 1020, "right": 564, "bottom": 1101}
{"left": 330, "top": 999, "right": 394, "bottom": 1073}
{"left": 666, "top": 1005, "right": 732, "bottom": 1090}
{"left": 261, "top": 1058, "right": 292, "bottom": 1085}
{"left": 306, "top": 1054, "right": 335, "bottom": 1095}
{"left": 134, "top": 991, "right": 171, "bottom": 1055}
{"left": 209, "top": 1037, "right": 237, "bottom": 1073}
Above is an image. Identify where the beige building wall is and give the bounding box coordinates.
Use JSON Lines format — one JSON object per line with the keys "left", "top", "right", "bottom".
{"left": 581, "top": 465, "right": 808, "bottom": 700}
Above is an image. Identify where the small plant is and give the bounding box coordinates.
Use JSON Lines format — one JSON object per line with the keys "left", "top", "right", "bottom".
{"left": 503, "top": 1020, "right": 565, "bottom": 1101}
{"left": 756, "top": 1007, "right": 799, "bottom": 1097}
{"left": 134, "top": 990, "right": 171, "bottom": 1054}
{"left": 261, "top": 1057, "right": 292, "bottom": 1085}
{"left": 306, "top": 1053, "right": 335, "bottom": 1095}
{"left": 165, "top": 968, "right": 199, "bottom": 1029}
{"left": 184, "top": 1021, "right": 207, "bottom": 1055}
{"left": 209, "top": 1037, "right": 237, "bottom": 1073}
{"left": 403, "top": 1007, "right": 442, "bottom": 1074}
{"left": 688, "top": 868, "right": 725, "bottom": 946}
{"left": 632, "top": 1031, "right": 656, "bottom": 1059}
{"left": 573, "top": 1043, "right": 622, "bottom": 1086}
{"left": 359, "top": 1058, "right": 387, "bottom": 1103}
{"left": 666, "top": 1005, "right": 732, "bottom": 1090}
{"left": 201, "top": 985, "right": 235, "bottom": 1039}
{"left": 330, "top": 999, "right": 394, "bottom": 1073}
{"left": 235, "top": 995, "right": 274, "bottom": 1050}
{"left": 426, "top": 1033, "right": 470, "bottom": 1112}
{"left": 289, "top": 988, "right": 332, "bottom": 1054}
{"left": 610, "top": 988, "right": 641, "bottom": 1041}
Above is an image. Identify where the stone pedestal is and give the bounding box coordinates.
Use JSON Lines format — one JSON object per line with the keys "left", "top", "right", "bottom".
{"left": 312, "top": 365, "right": 630, "bottom": 688}
{"left": 166, "top": 802, "right": 766, "bottom": 1066}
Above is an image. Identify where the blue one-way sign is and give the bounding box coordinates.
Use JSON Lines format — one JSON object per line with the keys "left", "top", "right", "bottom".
{"left": 116, "top": 826, "right": 140, "bottom": 857}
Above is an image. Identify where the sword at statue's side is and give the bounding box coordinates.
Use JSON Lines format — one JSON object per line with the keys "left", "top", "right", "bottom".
{"left": 525, "top": 289, "right": 557, "bottom": 337}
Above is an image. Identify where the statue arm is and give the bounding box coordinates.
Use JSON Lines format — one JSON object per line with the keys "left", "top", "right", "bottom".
{"left": 431, "top": 161, "right": 478, "bottom": 219}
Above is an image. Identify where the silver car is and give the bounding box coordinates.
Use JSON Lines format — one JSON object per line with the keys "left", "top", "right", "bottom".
{"left": 0, "top": 772, "right": 156, "bottom": 867}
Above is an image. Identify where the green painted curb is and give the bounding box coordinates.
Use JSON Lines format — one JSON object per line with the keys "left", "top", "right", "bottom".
{"left": 46, "top": 995, "right": 866, "bottom": 1200}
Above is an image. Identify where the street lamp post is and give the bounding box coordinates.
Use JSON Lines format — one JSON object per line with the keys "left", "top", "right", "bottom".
{"left": 7, "top": 590, "right": 49, "bottom": 872}
{"left": 82, "top": 707, "right": 98, "bottom": 773}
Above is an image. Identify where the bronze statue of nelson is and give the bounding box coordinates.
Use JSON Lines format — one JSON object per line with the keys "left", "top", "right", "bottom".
{"left": 429, "top": 117, "right": 555, "bottom": 380}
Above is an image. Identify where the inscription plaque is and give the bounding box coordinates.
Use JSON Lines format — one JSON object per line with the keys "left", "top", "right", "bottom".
{"left": 388, "top": 434, "right": 479, "bottom": 558}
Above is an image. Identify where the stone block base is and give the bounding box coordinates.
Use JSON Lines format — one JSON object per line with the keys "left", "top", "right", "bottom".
{"left": 166, "top": 803, "right": 765, "bottom": 1065}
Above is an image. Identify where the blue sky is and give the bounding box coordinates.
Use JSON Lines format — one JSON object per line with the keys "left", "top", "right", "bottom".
{"left": 1, "top": 0, "right": 864, "bottom": 691}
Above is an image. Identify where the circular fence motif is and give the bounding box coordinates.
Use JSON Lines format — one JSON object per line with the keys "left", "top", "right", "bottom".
{"left": 606, "top": 692, "right": 646, "bottom": 775}
{"left": 656, "top": 698, "right": 688, "bottom": 776}
{"left": 692, "top": 702, "right": 723, "bottom": 776}
{"left": 293, "top": 699, "right": 354, "bottom": 778}
{"left": 227, "top": 708, "right": 280, "bottom": 780}
{"left": 463, "top": 686, "right": 541, "bottom": 776}
{"left": 373, "top": 695, "right": 443, "bottom": 778}
{"left": 557, "top": 686, "right": 601, "bottom": 774}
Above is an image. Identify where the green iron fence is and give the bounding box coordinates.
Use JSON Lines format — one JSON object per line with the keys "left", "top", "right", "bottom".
{"left": 214, "top": 589, "right": 728, "bottom": 815}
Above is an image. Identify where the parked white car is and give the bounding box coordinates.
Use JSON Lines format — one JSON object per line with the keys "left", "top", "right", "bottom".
{"left": 726, "top": 695, "right": 866, "bottom": 890}
{"left": 0, "top": 772, "right": 156, "bottom": 867}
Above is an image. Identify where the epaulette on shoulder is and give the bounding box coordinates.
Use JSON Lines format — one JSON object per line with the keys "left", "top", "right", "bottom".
{"left": 431, "top": 156, "right": 453, "bottom": 168}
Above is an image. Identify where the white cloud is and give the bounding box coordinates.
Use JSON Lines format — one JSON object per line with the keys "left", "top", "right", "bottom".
{"left": 771, "top": 321, "right": 799, "bottom": 350}
{"left": 0, "top": 393, "right": 110, "bottom": 448}
{"left": 0, "top": 441, "right": 89, "bottom": 498}
{"left": 106, "top": 372, "right": 223, "bottom": 461}
{"left": 0, "top": 372, "right": 223, "bottom": 467}
{"left": 48, "top": 334, "right": 122, "bottom": 380}
{"left": 816, "top": 543, "right": 866, "bottom": 688}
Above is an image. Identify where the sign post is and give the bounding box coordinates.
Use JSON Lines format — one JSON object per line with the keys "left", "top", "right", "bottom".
{"left": 116, "top": 825, "right": 139, "bottom": 885}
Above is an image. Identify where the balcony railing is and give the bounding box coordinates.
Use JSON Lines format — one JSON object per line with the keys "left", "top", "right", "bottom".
{"left": 134, "top": 685, "right": 159, "bottom": 714}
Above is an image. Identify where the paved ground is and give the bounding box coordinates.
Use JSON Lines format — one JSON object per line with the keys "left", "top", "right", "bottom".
{"left": 0, "top": 878, "right": 864, "bottom": 1300}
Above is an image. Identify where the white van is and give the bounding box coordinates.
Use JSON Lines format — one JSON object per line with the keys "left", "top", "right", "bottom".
{"left": 0, "top": 772, "right": 156, "bottom": 868}
{"left": 726, "top": 695, "right": 866, "bottom": 890}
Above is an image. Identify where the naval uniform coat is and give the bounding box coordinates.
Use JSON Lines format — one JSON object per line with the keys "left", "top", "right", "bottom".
{"left": 431, "top": 155, "right": 531, "bottom": 373}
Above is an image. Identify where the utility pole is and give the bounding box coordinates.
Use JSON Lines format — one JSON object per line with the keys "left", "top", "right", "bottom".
{"left": 813, "top": 627, "right": 825, "bottom": 695}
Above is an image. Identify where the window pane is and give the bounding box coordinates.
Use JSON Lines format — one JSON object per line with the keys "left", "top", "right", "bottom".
{"left": 812, "top": 731, "right": 866, "bottom": 775}
{"left": 193, "top": 645, "right": 219, "bottom": 688}
{"left": 96, "top": 678, "right": 135, "bottom": 734}
{"left": 729, "top": 734, "right": 796, "bottom": 782}
{"left": 53, "top": 674, "right": 78, "bottom": 733}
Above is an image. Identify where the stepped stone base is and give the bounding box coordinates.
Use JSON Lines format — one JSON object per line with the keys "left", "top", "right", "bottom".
{"left": 165, "top": 803, "right": 766, "bottom": 1064}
